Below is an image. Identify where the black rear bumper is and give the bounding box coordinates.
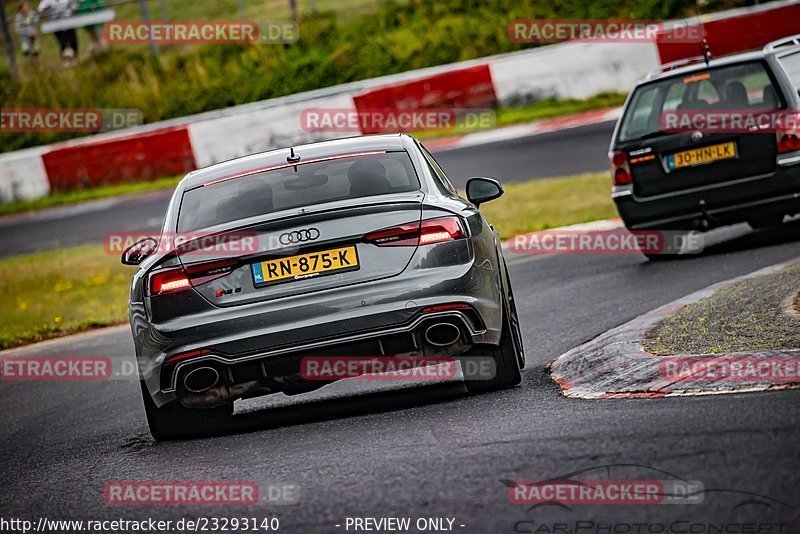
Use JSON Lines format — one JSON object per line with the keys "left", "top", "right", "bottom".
{"left": 162, "top": 307, "right": 485, "bottom": 408}
{"left": 614, "top": 163, "right": 800, "bottom": 230}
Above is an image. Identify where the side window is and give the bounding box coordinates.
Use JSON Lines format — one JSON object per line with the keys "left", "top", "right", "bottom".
{"left": 619, "top": 86, "right": 659, "bottom": 139}
{"left": 778, "top": 51, "right": 800, "bottom": 91}
{"left": 420, "top": 146, "right": 459, "bottom": 196}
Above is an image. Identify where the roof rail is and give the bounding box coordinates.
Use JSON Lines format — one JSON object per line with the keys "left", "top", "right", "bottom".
{"left": 646, "top": 56, "right": 708, "bottom": 80}
{"left": 763, "top": 34, "right": 800, "bottom": 53}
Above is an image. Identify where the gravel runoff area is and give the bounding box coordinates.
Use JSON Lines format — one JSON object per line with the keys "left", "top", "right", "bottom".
{"left": 643, "top": 262, "right": 800, "bottom": 356}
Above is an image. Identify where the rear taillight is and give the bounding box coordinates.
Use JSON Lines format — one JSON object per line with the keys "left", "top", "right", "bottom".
{"left": 148, "top": 259, "right": 238, "bottom": 296}
{"left": 610, "top": 150, "right": 632, "bottom": 185}
{"left": 777, "top": 128, "right": 800, "bottom": 154}
{"left": 420, "top": 217, "right": 466, "bottom": 245}
{"left": 365, "top": 216, "right": 466, "bottom": 247}
{"left": 149, "top": 267, "right": 190, "bottom": 296}
{"left": 363, "top": 222, "right": 421, "bottom": 247}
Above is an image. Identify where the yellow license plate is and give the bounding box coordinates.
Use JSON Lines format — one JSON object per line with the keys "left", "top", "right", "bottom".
{"left": 252, "top": 246, "right": 359, "bottom": 286}
{"left": 668, "top": 142, "right": 737, "bottom": 169}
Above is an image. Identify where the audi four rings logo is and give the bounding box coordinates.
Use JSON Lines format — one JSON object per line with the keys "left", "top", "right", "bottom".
{"left": 279, "top": 228, "right": 321, "bottom": 245}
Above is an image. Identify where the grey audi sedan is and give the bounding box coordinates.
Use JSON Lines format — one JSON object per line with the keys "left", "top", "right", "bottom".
{"left": 122, "top": 134, "right": 524, "bottom": 439}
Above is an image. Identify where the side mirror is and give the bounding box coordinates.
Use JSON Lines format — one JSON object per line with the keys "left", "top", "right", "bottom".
{"left": 466, "top": 177, "right": 504, "bottom": 207}
{"left": 121, "top": 237, "right": 158, "bottom": 266}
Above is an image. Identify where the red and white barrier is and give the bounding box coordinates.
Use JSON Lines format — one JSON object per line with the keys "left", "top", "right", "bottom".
{"left": 352, "top": 65, "right": 498, "bottom": 134}
{"left": 1, "top": 1, "right": 796, "bottom": 203}
{"left": 0, "top": 148, "right": 50, "bottom": 202}
{"left": 42, "top": 126, "right": 195, "bottom": 193}
{"left": 188, "top": 93, "right": 357, "bottom": 168}
{"left": 657, "top": 1, "right": 800, "bottom": 64}
{"left": 488, "top": 41, "right": 659, "bottom": 105}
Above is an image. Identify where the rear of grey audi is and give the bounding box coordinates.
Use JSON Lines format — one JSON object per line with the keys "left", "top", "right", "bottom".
{"left": 123, "top": 134, "right": 523, "bottom": 439}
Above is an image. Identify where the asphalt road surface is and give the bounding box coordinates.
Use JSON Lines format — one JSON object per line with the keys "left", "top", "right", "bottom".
{"left": 2, "top": 222, "right": 800, "bottom": 532}
{"left": 0, "top": 121, "right": 615, "bottom": 259}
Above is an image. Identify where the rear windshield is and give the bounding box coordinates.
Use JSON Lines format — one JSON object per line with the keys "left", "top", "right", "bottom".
{"left": 778, "top": 51, "right": 800, "bottom": 90}
{"left": 618, "top": 61, "right": 783, "bottom": 143}
{"left": 178, "top": 151, "right": 420, "bottom": 232}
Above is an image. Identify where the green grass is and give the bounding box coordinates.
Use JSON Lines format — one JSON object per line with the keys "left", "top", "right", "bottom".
{"left": 3, "top": 0, "right": 396, "bottom": 74}
{"left": 0, "top": 171, "right": 615, "bottom": 348}
{"left": 481, "top": 172, "right": 616, "bottom": 239}
{"left": 2, "top": 0, "right": 727, "bottom": 153}
{"left": 0, "top": 245, "right": 133, "bottom": 349}
{"left": 0, "top": 175, "right": 180, "bottom": 217}
{"left": 494, "top": 94, "right": 625, "bottom": 126}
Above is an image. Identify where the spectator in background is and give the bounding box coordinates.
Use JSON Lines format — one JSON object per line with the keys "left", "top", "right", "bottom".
{"left": 75, "top": 0, "right": 107, "bottom": 54}
{"left": 14, "top": 1, "right": 40, "bottom": 57}
{"left": 37, "top": 0, "right": 78, "bottom": 67}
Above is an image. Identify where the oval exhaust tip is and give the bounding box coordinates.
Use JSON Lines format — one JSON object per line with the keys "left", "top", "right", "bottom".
{"left": 183, "top": 366, "right": 220, "bottom": 394}
{"left": 424, "top": 323, "right": 462, "bottom": 347}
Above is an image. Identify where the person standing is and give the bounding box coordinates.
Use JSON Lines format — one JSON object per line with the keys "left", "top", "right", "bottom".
{"left": 14, "top": 1, "right": 40, "bottom": 57}
{"left": 37, "top": 0, "right": 78, "bottom": 67}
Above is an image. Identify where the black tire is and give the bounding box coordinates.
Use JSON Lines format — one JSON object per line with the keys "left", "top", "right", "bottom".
{"left": 506, "top": 275, "right": 526, "bottom": 370}
{"left": 462, "top": 284, "right": 523, "bottom": 393}
{"left": 140, "top": 381, "right": 232, "bottom": 440}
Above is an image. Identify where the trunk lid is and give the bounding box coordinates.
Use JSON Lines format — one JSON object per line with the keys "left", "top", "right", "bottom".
{"left": 174, "top": 192, "right": 423, "bottom": 306}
